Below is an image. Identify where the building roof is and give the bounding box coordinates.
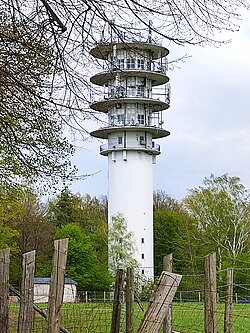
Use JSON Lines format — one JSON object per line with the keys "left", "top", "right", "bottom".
{"left": 34, "top": 278, "right": 77, "bottom": 285}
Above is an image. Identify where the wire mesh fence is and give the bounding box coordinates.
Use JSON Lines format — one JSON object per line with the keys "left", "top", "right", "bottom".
{"left": 7, "top": 272, "right": 250, "bottom": 333}
{"left": 5, "top": 250, "right": 250, "bottom": 333}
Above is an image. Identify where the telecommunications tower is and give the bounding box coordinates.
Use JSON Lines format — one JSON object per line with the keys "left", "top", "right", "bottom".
{"left": 90, "top": 30, "right": 170, "bottom": 277}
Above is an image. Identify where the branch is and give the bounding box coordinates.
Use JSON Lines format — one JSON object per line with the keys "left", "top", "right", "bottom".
{"left": 40, "top": 0, "right": 67, "bottom": 32}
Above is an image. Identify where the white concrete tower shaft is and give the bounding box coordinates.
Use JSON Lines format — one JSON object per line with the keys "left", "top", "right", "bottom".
{"left": 90, "top": 40, "right": 170, "bottom": 277}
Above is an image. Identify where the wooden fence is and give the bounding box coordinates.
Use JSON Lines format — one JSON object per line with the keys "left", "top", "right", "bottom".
{"left": 0, "top": 239, "right": 70, "bottom": 333}
{"left": 0, "top": 245, "right": 234, "bottom": 333}
{"left": 164, "top": 252, "right": 234, "bottom": 333}
{"left": 0, "top": 240, "right": 181, "bottom": 333}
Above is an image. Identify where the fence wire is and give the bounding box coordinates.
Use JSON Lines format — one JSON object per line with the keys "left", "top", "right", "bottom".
{"left": 7, "top": 268, "right": 250, "bottom": 333}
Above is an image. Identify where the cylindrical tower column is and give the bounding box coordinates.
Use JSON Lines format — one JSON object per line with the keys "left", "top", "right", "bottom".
{"left": 108, "top": 150, "right": 154, "bottom": 276}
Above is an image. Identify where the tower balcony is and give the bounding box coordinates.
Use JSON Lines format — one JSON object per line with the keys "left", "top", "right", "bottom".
{"left": 91, "top": 125, "right": 170, "bottom": 140}
{"left": 90, "top": 96, "right": 169, "bottom": 113}
{"left": 90, "top": 42, "right": 169, "bottom": 60}
{"left": 100, "top": 142, "right": 161, "bottom": 156}
{"left": 90, "top": 69, "right": 169, "bottom": 87}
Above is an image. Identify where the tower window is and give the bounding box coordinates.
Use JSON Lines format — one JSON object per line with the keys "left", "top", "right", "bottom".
{"left": 117, "top": 59, "right": 124, "bottom": 69}
{"left": 137, "top": 86, "right": 145, "bottom": 97}
{"left": 110, "top": 87, "right": 115, "bottom": 98}
{"left": 110, "top": 56, "right": 116, "bottom": 68}
{"left": 142, "top": 253, "right": 145, "bottom": 259}
{"left": 140, "top": 136, "right": 145, "bottom": 145}
{"left": 138, "top": 59, "right": 145, "bottom": 69}
{"left": 127, "top": 86, "right": 136, "bottom": 96}
{"left": 138, "top": 114, "right": 145, "bottom": 125}
{"left": 127, "top": 58, "right": 135, "bottom": 69}
{"left": 141, "top": 238, "right": 144, "bottom": 244}
{"left": 142, "top": 269, "right": 145, "bottom": 275}
{"left": 118, "top": 136, "right": 122, "bottom": 145}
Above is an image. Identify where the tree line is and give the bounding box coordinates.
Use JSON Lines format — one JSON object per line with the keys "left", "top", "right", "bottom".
{"left": 1, "top": 173, "right": 250, "bottom": 290}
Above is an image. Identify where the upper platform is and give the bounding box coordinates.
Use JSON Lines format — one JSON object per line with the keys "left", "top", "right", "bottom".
{"left": 90, "top": 69, "right": 169, "bottom": 87}
{"left": 90, "top": 42, "right": 169, "bottom": 60}
{"left": 90, "top": 97, "right": 169, "bottom": 113}
{"left": 91, "top": 125, "right": 170, "bottom": 140}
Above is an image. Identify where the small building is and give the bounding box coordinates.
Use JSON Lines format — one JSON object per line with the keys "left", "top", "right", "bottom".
{"left": 33, "top": 278, "right": 77, "bottom": 303}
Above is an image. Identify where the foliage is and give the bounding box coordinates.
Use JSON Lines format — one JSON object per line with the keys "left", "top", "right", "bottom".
{"left": 13, "top": 191, "right": 55, "bottom": 277}
{"left": 0, "top": 184, "right": 24, "bottom": 253}
{"left": 184, "top": 174, "right": 250, "bottom": 271}
{"left": 48, "top": 188, "right": 85, "bottom": 227}
{"left": 13, "top": 192, "right": 54, "bottom": 252}
{"left": 154, "top": 209, "right": 181, "bottom": 275}
{"left": 108, "top": 213, "right": 138, "bottom": 276}
{"left": 0, "top": 224, "right": 19, "bottom": 252}
{"left": 0, "top": 14, "right": 75, "bottom": 185}
{"left": 0, "top": 184, "right": 24, "bottom": 224}
{"left": 54, "top": 224, "right": 111, "bottom": 290}
{"left": 153, "top": 190, "right": 182, "bottom": 212}
{"left": 154, "top": 206, "right": 203, "bottom": 279}
{"left": 0, "top": 184, "right": 55, "bottom": 284}
{"left": 48, "top": 188, "right": 108, "bottom": 263}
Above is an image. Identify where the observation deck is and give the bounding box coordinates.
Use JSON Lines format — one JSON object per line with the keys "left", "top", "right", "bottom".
{"left": 90, "top": 42, "right": 169, "bottom": 60}
{"left": 91, "top": 125, "right": 170, "bottom": 140}
{"left": 99, "top": 142, "right": 161, "bottom": 156}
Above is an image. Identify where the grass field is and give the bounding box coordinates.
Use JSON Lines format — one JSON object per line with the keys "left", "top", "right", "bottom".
{"left": 172, "top": 302, "right": 250, "bottom": 333}
{"left": 9, "top": 301, "right": 250, "bottom": 333}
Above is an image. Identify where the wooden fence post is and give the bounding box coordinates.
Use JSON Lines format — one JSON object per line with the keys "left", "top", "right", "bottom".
{"left": 111, "top": 269, "right": 125, "bottom": 333}
{"left": 204, "top": 252, "right": 217, "bottom": 333}
{"left": 18, "top": 250, "right": 36, "bottom": 333}
{"left": 47, "top": 238, "right": 69, "bottom": 333}
{"left": 10, "top": 285, "right": 70, "bottom": 333}
{"left": 137, "top": 271, "right": 182, "bottom": 333}
{"left": 126, "top": 267, "right": 134, "bottom": 333}
{"left": 0, "top": 248, "right": 10, "bottom": 333}
{"left": 224, "top": 268, "right": 233, "bottom": 333}
{"left": 163, "top": 254, "right": 173, "bottom": 333}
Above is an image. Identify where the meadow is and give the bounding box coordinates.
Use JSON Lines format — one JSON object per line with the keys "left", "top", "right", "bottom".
{"left": 9, "top": 301, "right": 250, "bottom": 333}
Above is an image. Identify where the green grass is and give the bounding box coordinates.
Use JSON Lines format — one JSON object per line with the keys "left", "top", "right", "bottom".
{"left": 172, "top": 302, "right": 250, "bottom": 333}
{"left": 9, "top": 302, "right": 250, "bottom": 333}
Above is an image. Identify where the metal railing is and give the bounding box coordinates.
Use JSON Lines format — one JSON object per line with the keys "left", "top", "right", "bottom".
{"left": 91, "top": 85, "right": 170, "bottom": 105}
{"left": 100, "top": 142, "right": 160, "bottom": 152}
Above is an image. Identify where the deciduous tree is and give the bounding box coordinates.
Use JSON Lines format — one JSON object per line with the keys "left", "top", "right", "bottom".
{"left": 0, "top": 184, "right": 55, "bottom": 284}
{"left": 108, "top": 213, "right": 138, "bottom": 276}
{"left": 54, "top": 223, "right": 111, "bottom": 290}
{"left": 0, "top": 184, "right": 23, "bottom": 253}
{"left": 0, "top": 14, "right": 75, "bottom": 185}
{"left": 153, "top": 190, "right": 182, "bottom": 212}
{"left": 184, "top": 174, "right": 250, "bottom": 267}
{"left": 48, "top": 188, "right": 108, "bottom": 263}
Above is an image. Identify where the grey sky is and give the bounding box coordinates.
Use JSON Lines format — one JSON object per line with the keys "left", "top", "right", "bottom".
{"left": 70, "top": 10, "right": 250, "bottom": 201}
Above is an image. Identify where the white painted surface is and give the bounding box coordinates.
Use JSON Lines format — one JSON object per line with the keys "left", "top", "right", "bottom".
{"left": 108, "top": 149, "right": 154, "bottom": 277}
